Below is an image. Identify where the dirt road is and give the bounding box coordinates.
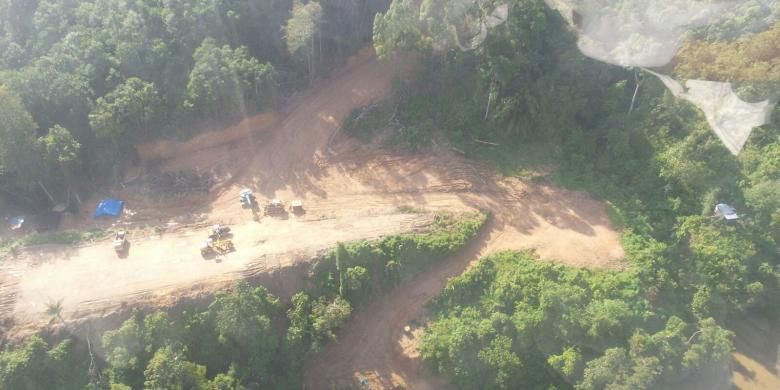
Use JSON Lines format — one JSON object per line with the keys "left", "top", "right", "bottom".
{"left": 3, "top": 213, "right": 432, "bottom": 324}
{"left": 1, "top": 48, "right": 423, "bottom": 330}
{"left": 1, "top": 47, "right": 624, "bottom": 386}
{"left": 301, "top": 169, "right": 624, "bottom": 389}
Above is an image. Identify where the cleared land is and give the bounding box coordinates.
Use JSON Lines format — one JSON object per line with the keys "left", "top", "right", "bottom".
{"left": 1, "top": 48, "right": 626, "bottom": 386}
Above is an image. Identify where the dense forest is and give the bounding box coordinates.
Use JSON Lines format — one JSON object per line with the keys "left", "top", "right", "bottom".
{"left": 1, "top": 0, "right": 779, "bottom": 389}
{"left": 0, "top": 0, "right": 388, "bottom": 211}
{"left": 364, "top": 0, "right": 779, "bottom": 388}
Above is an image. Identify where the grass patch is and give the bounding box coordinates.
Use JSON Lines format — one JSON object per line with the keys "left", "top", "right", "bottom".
{"left": 1, "top": 228, "right": 109, "bottom": 251}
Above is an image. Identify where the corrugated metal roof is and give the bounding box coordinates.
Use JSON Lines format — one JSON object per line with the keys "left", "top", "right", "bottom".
{"left": 715, "top": 203, "right": 738, "bottom": 219}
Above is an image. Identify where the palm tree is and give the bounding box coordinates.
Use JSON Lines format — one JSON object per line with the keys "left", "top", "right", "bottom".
{"left": 45, "top": 298, "right": 65, "bottom": 325}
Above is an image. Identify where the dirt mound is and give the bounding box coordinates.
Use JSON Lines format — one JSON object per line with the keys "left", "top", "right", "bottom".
{"left": 136, "top": 112, "right": 279, "bottom": 164}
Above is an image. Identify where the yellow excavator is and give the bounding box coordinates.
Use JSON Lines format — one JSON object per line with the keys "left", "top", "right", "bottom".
{"left": 200, "top": 237, "right": 235, "bottom": 258}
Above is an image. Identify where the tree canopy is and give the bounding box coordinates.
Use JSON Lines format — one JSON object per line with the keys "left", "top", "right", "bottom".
{"left": 0, "top": 0, "right": 385, "bottom": 211}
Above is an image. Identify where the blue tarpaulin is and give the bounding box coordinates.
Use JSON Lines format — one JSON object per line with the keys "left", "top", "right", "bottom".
{"left": 94, "top": 199, "right": 125, "bottom": 218}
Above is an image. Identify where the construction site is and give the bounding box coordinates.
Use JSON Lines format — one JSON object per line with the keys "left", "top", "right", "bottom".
{"left": 0, "top": 48, "right": 630, "bottom": 386}
{"left": 1, "top": 39, "right": 778, "bottom": 388}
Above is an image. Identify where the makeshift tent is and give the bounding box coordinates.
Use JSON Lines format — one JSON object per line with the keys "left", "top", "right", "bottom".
{"left": 94, "top": 199, "right": 125, "bottom": 218}
{"left": 714, "top": 203, "right": 739, "bottom": 221}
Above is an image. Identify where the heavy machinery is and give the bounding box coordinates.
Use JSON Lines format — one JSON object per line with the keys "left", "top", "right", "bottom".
{"left": 290, "top": 200, "right": 304, "bottom": 214}
{"left": 264, "top": 199, "right": 285, "bottom": 215}
{"left": 200, "top": 238, "right": 235, "bottom": 257}
{"left": 208, "top": 224, "right": 232, "bottom": 240}
{"left": 239, "top": 189, "right": 256, "bottom": 208}
{"left": 113, "top": 231, "right": 129, "bottom": 256}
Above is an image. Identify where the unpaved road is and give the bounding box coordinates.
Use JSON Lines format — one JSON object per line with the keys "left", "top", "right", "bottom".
{"left": 3, "top": 213, "right": 432, "bottom": 324}
{"left": 1, "top": 47, "right": 625, "bottom": 386}
{"left": 302, "top": 176, "right": 624, "bottom": 390}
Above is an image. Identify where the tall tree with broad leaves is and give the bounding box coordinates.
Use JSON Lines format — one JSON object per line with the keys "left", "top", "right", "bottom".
{"left": 0, "top": 86, "right": 44, "bottom": 196}
{"left": 285, "top": 0, "right": 323, "bottom": 85}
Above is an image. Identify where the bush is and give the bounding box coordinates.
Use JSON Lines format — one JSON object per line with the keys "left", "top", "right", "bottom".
{"left": 343, "top": 103, "right": 395, "bottom": 141}
{"left": 394, "top": 122, "right": 433, "bottom": 152}
{"left": 422, "top": 251, "right": 735, "bottom": 390}
{"left": 1, "top": 229, "right": 108, "bottom": 251}
{"left": 311, "top": 212, "right": 486, "bottom": 304}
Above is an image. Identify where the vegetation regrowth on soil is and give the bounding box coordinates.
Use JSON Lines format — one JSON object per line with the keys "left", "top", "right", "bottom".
{"left": 0, "top": 212, "right": 485, "bottom": 389}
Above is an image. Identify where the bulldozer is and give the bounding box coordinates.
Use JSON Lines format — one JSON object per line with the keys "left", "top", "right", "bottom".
{"left": 264, "top": 199, "right": 285, "bottom": 215}
{"left": 200, "top": 238, "right": 235, "bottom": 258}
{"left": 290, "top": 200, "right": 304, "bottom": 215}
{"left": 113, "top": 231, "right": 129, "bottom": 257}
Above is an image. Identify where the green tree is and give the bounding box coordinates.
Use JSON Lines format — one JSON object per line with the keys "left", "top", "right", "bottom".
{"left": 285, "top": 0, "right": 323, "bottom": 84}
{"left": 208, "top": 282, "right": 279, "bottom": 383}
{"left": 44, "top": 298, "right": 65, "bottom": 325}
{"left": 0, "top": 86, "right": 42, "bottom": 189}
{"left": 0, "top": 336, "right": 54, "bottom": 390}
{"left": 38, "top": 124, "right": 80, "bottom": 202}
{"left": 187, "top": 38, "right": 275, "bottom": 119}
{"left": 29, "top": 0, "right": 77, "bottom": 54}
{"left": 310, "top": 296, "right": 351, "bottom": 351}
{"left": 143, "top": 346, "right": 208, "bottom": 390}
{"left": 206, "top": 366, "right": 246, "bottom": 390}
{"left": 0, "top": 336, "right": 90, "bottom": 390}
{"left": 372, "top": 0, "right": 425, "bottom": 58}
{"left": 584, "top": 299, "right": 636, "bottom": 346}
{"left": 679, "top": 216, "right": 759, "bottom": 316}
{"left": 682, "top": 318, "right": 734, "bottom": 372}
{"left": 39, "top": 125, "right": 79, "bottom": 173}
{"left": 344, "top": 265, "right": 369, "bottom": 303}
{"left": 0, "top": 0, "right": 39, "bottom": 45}
{"left": 477, "top": 334, "right": 522, "bottom": 389}
{"left": 547, "top": 347, "right": 583, "bottom": 382}
{"left": 577, "top": 347, "right": 661, "bottom": 390}
{"left": 3, "top": 54, "right": 93, "bottom": 133}
{"left": 286, "top": 292, "right": 312, "bottom": 347}
{"left": 102, "top": 312, "right": 148, "bottom": 389}
{"left": 336, "top": 242, "right": 348, "bottom": 298}
{"left": 89, "top": 77, "right": 160, "bottom": 142}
